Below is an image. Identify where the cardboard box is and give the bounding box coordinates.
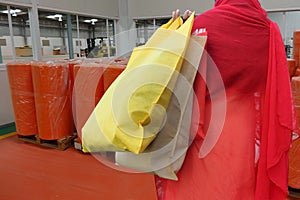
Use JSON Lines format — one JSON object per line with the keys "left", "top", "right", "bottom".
{"left": 15, "top": 47, "right": 32, "bottom": 57}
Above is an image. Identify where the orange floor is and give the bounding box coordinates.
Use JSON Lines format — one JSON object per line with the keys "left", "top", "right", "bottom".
{"left": 1, "top": 134, "right": 300, "bottom": 200}
{"left": 0, "top": 135, "right": 157, "bottom": 200}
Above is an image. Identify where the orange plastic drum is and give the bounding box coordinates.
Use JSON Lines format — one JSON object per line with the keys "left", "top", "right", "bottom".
{"left": 68, "top": 59, "right": 83, "bottom": 95}
{"left": 31, "top": 61, "right": 73, "bottom": 140}
{"left": 288, "top": 59, "right": 297, "bottom": 78}
{"left": 103, "top": 65, "right": 125, "bottom": 91}
{"left": 294, "top": 30, "right": 300, "bottom": 67}
{"left": 289, "top": 76, "right": 300, "bottom": 188}
{"left": 6, "top": 61, "right": 38, "bottom": 136}
{"left": 73, "top": 63, "right": 105, "bottom": 142}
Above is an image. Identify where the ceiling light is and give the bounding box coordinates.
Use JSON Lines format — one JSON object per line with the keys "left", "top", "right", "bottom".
{"left": 84, "top": 19, "right": 98, "bottom": 25}
{"left": 1, "top": 9, "right": 21, "bottom": 14}
{"left": 54, "top": 14, "right": 62, "bottom": 18}
{"left": 46, "top": 15, "right": 56, "bottom": 19}
{"left": 46, "top": 14, "right": 63, "bottom": 21}
{"left": 91, "top": 19, "right": 98, "bottom": 25}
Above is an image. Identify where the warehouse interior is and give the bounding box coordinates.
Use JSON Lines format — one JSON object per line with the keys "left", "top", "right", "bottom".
{"left": 1, "top": 0, "right": 300, "bottom": 199}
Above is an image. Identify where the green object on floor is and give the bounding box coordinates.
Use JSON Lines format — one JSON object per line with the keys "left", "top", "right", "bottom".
{"left": 0, "top": 123, "right": 16, "bottom": 136}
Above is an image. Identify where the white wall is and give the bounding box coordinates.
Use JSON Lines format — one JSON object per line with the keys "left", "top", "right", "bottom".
{"left": 0, "top": 64, "right": 15, "bottom": 125}
{"left": 260, "top": 0, "right": 300, "bottom": 11}
{"left": 128, "top": 0, "right": 214, "bottom": 18}
{"left": 38, "top": 0, "right": 119, "bottom": 18}
{"left": 0, "top": 0, "right": 119, "bottom": 18}
{"left": 0, "top": 36, "right": 88, "bottom": 57}
{"left": 1, "top": 0, "right": 299, "bottom": 18}
{"left": 268, "top": 11, "right": 300, "bottom": 44}
{"left": 0, "top": 36, "right": 25, "bottom": 57}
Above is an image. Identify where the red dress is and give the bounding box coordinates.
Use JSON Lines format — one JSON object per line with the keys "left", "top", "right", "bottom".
{"left": 156, "top": 0, "right": 298, "bottom": 199}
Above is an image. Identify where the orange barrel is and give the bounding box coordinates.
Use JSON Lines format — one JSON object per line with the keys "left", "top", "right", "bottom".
{"left": 31, "top": 61, "right": 73, "bottom": 140}
{"left": 6, "top": 61, "right": 38, "bottom": 136}
{"left": 288, "top": 59, "right": 297, "bottom": 78}
{"left": 292, "top": 76, "right": 300, "bottom": 97}
{"left": 68, "top": 59, "right": 83, "bottom": 131}
{"left": 294, "top": 30, "right": 300, "bottom": 67}
{"left": 295, "top": 68, "right": 300, "bottom": 77}
{"left": 68, "top": 59, "right": 83, "bottom": 95}
{"left": 289, "top": 138, "right": 300, "bottom": 189}
{"left": 103, "top": 64, "right": 126, "bottom": 91}
{"left": 289, "top": 76, "right": 300, "bottom": 188}
{"left": 73, "top": 62, "right": 106, "bottom": 142}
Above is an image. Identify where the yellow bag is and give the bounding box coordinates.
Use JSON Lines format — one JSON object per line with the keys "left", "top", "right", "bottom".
{"left": 115, "top": 35, "right": 207, "bottom": 180}
{"left": 82, "top": 14, "right": 194, "bottom": 154}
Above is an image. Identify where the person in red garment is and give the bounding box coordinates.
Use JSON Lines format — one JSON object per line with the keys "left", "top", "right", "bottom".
{"left": 155, "top": 0, "right": 298, "bottom": 199}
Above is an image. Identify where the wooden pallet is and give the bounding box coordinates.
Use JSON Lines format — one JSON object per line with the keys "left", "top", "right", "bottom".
{"left": 17, "top": 134, "right": 76, "bottom": 150}
{"left": 289, "top": 187, "right": 300, "bottom": 198}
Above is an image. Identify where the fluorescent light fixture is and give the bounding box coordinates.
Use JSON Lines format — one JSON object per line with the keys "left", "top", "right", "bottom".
{"left": 84, "top": 18, "right": 98, "bottom": 25}
{"left": 91, "top": 19, "right": 98, "bottom": 25}
{"left": 46, "top": 15, "right": 55, "bottom": 19}
{"left": 1, "top": 9, "right": 21, "bottom": 14}
{"left": 46, "top": 14, "right": 63, "bottom": 21}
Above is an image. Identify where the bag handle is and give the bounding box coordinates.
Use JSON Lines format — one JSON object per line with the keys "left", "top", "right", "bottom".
{"left": 177, "top": 12, "right": 194, "bottom": 35}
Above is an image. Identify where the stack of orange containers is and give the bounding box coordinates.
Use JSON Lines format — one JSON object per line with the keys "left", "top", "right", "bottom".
{"left": 289, "top": 76, "right": 300, "bottom": 188}
{"left": 31, "top": 61, "right": 73, "bottom": 140}
{"left": 68, "top": 59, "right": 83, "bottom": 95}
{"left": 295, "top": 68, "right": 300, "bottom": 77}
{"left": 102, "top": 57, "right": 128, "bottom": 91}
{"left": 6, "top": 61, "right": 38, "bottom": 136}
{"left": 103, "top": 64, "right": 126, "bottom": 92}
{"left": 73, "top": 62, "right": 106, "bottom": 143}
{"left": 288, "top": 59, "right": 297, "bottom": 78}
{"left": 294, "top": 31, "right": 300, "bottom": 68}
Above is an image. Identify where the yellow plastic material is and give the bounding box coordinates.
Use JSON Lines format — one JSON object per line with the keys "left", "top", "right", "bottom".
{"left": 82, "top": 14, "right": 195, "bottom": 154}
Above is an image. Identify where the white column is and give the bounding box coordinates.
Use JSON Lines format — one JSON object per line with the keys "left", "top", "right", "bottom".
{"left": 106, "top": 18, "right": 111, "bottom": 57}
{"left": 115, "top": 0, "right": 137, "bottom": 57}
{"left": 28, "top": 0, "right": 42, "bottom": 61}
{"left": 7, "top": 6, "right": 16, "bottom": 60}
{"left": 76, "top": 15, "right": 81, "bottom": 56}
{"left": 283, "top": 12, "right": 287, "bottom": 44}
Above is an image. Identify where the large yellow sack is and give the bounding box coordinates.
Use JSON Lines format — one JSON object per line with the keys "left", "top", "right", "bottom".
{"left": 82, "top": 14, "right": 195, "bottom": 154}
{"left": 115, "top": 34, "right": 208, "bottom": 180}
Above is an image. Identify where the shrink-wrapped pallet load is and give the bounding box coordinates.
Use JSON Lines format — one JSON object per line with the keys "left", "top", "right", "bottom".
{"left": 6, "top": 61, "right": 38, "bottom": 136}
{"left": 31, "top": 61, "right": 73, "bottom": 140}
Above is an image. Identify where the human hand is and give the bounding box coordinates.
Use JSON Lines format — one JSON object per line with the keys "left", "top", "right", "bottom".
{"left": 172, "top": 9, "right": 192, "bottom": 20}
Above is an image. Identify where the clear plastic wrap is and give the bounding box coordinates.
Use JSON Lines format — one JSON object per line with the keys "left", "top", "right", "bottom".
{"left": 6, "top": 61, "right": 38, "bottom": 136}
{"left": 72, "top": 59, "right": 127, "bottom": 143}
{"left": 103, "top": 64, "right": 126, "bottom": 91}
{"left": 31, "top": 61, "right": 74, "bottom": 140}
{"left": 73, "top": 62, "right": 106, "bottom": 143}
{"left": 289, "top": 76, "right": 300, "bottom": 188}
{"left": 293, "top": 30, "right": 300, "bottom": 67}
{"left": 288, "top": 59, "right": 297, "bottom": 78}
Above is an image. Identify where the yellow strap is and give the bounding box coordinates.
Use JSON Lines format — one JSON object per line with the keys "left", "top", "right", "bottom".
{"left": 168, "top": 17, "right": 183, "bottom": 30}
{"left": 176, "top": 12, "right": 195, "bottom": 35}
{"left": 161, "top": 18, "right": 174, "bottom": 29}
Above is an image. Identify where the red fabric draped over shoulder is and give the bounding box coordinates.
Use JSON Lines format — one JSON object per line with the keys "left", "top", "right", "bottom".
{"left": 156, "top": 0, "right": 298, "bottom": 199}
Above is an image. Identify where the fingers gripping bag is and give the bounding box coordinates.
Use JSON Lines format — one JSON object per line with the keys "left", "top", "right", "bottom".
{"left": 82, "top": 14, "right": 195, "bottom": 154}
